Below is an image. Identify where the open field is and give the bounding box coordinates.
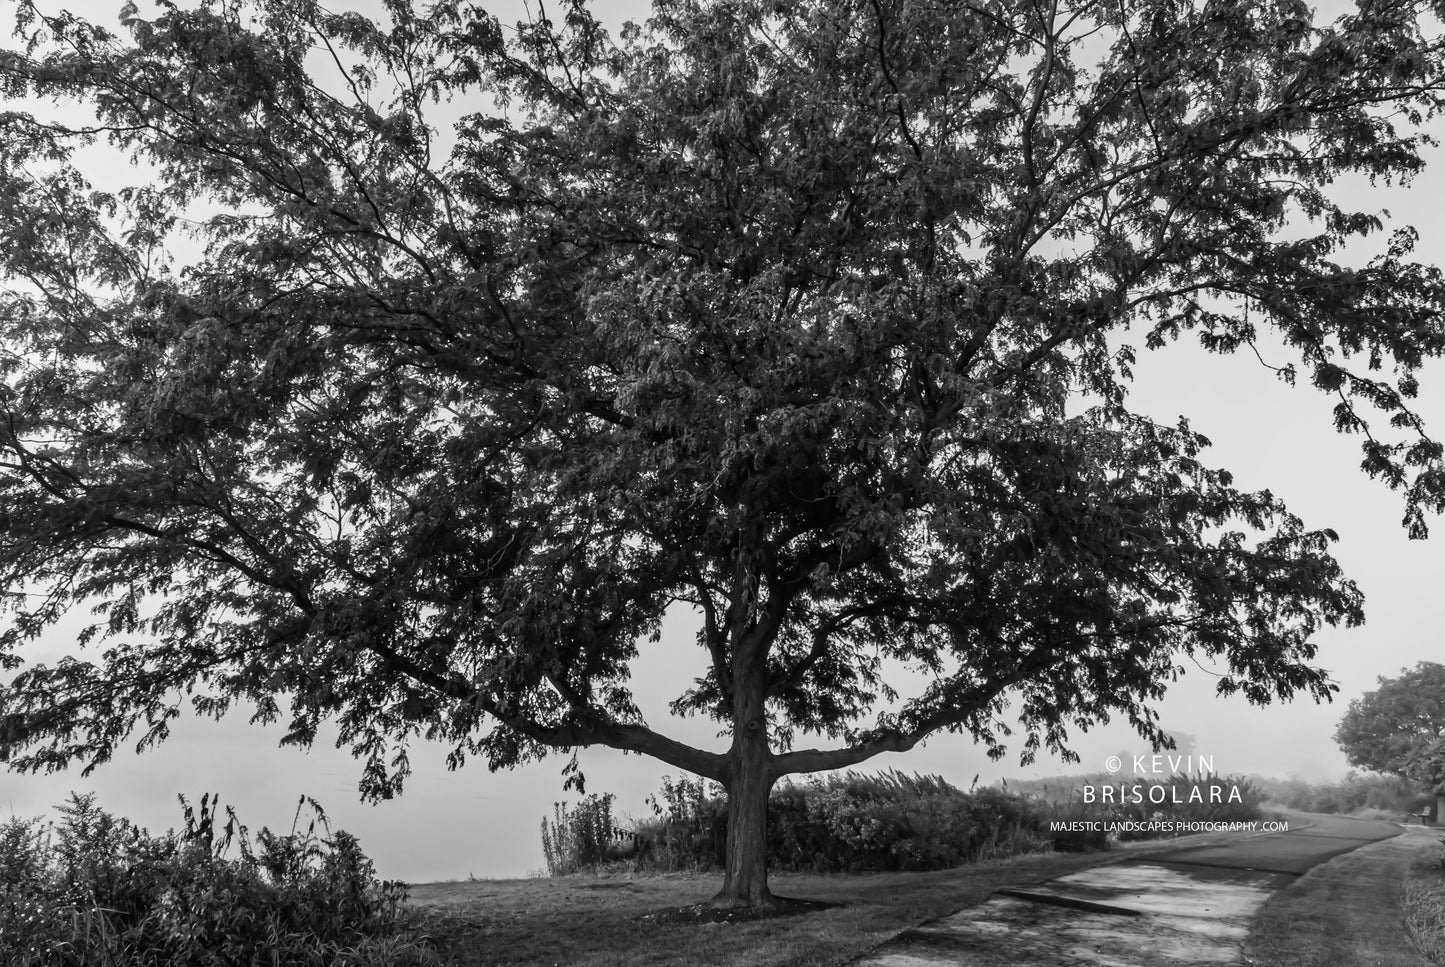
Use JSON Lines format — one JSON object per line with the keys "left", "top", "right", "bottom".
{"left": 408, "top": 824, "right": 1299, "bottom": 967}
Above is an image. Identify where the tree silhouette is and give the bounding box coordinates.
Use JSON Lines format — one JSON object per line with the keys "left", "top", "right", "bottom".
{"left": 3, "top": 0, "right": 1444, "bottom": 904}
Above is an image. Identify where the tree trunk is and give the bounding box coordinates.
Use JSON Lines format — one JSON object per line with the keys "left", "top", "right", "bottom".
{"left": 715, "top": 742, "right": 775, "bottom": 907}
{"left": 714, "top": 647, "right": 776, "bottom": 908}
{"left": 1435, "top": 793, "right": 1444, "bottom": 825}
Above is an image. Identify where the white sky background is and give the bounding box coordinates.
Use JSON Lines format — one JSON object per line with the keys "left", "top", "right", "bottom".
{"left": 2, "top": 0, "right": 1444, "bottom": 882}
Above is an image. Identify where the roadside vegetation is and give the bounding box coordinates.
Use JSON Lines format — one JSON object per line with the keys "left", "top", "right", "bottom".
{"left": 1253, "top": 771, "right": 1431, "bottom": 820}
{"left": 540, "top": 770, "right": 1267, "bottom": 877}
{"left": 1000, "top": 772, "right": 1267, "bottom": 848}
{"left": 1010, "top": 768, "right": 1429, "bottom": 823}
{"left": 0, "top": 793, "right": 442, "bottom": 967}
{"left": 1405, "top": 833, "right": 1445, "bottom": 965}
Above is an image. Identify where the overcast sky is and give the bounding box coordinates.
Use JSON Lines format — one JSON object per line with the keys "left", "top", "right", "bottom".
{"left": 3, "top": 0, "right": 1443, "bottom": 882}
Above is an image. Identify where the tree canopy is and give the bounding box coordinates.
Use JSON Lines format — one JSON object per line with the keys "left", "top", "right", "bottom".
{"left": 1335, "top": 662, "right": 1445, "bottom": 793}
{"left": 2, "top": 0, "right": 1444, "bottom": 904}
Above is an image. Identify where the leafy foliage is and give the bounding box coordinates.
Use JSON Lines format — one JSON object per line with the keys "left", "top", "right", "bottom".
{"left": 0, "top": 792, "right": 440, "bottom": 967}
{"left": 2, "top": 0, "right": 1445, "bottom": 903}
{"left": 1336, "top": 662, "right": 1445, "bottom": 793}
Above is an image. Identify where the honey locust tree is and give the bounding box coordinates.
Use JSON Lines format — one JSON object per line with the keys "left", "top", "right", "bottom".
{"left": 3, "top": 0, "right": 1445, "bottom": 906}
{"left": 1335, "top": 662, "right": 1445, "bottom": 817}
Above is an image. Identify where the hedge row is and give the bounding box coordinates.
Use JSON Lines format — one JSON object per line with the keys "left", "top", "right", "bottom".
{"left": 546, "top": 770, "right": 1055, "bottom": 874}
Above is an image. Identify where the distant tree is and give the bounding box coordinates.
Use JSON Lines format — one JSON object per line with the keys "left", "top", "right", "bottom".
{"left": 1335, "top": 662, "right": 1445, "bottom": 817}
{"left": 3, "top": 0, "right": 1445, "bottom": 906}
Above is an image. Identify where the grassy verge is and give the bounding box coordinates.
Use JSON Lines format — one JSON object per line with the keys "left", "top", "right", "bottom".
{"left": 1405, "top": 829, "right": 1445, "bottom": 964}
{"left": 409, "top": 824, "right": 1288, "bottom": 967}
{"left": 1244, "top": 825, "right": 1434, "bottom": 967}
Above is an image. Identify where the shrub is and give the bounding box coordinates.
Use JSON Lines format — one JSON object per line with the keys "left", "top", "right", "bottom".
{"left": 640, "top": 775, "right": 727, "bottom": 871}
{"left": 1040, "top": 799, "right": 1111, "bottom": 852}
{"left": 973, "top": 771, "right": 1268, "bottom": 846}
{"left": 549, "top": 771, "right": 1056, "bottom": 876}
{"left": 0, "top": 792, "right": 442, "bottom": 967}
{"left": 769, "top": 771, "right": 1055, "bottom": 871}
{"left": 1253, "top": 771, "right": 1423, "bottom": 816}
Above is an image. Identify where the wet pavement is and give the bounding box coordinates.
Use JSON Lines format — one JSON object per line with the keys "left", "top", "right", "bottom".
{"left": 850, "top": 814, "right": 1403, "bottom": 966}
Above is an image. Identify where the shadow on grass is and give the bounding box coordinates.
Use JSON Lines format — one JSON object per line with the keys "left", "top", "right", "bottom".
{"left": 635, "top": 897, "right": 840, "bottom": 926}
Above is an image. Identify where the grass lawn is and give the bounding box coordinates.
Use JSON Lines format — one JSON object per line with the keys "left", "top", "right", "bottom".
{"left": 1244, "top": 824, "right": 1436, "bottom": 967}
{"left": 407, "top": 854, "right": 1099, "bottom": 967}
{"left": 406, "top": 826, "right": 1287, "bottom": 967}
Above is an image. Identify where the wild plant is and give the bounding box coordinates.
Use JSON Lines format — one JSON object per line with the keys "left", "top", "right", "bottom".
{"left": 0, "top": 792, "right": 445, "bottom": 967}
{"left": 539, "top": 793, "right": 618, "bottom": 874}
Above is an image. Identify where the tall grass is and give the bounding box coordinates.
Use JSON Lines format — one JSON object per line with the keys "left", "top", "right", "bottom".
{"left": 0, "top": 792, "right": 444, "bottom": 967}
{"left": 1403, "top": 835, "right": 1445, "bottom": 962}
{"left": 539, "top": 794, "right": 622, "bottom": 875}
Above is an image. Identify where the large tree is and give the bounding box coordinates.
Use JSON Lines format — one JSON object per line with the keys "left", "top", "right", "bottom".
{"left": 2, "top": 0, "right": 1444, "bottom": 905}
{"left": 1336, "top": 662, "right": 1445, "bottom": 817}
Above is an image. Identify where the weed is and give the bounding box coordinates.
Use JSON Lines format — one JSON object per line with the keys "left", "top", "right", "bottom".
{"left": 0, "top": 792, "right": 445, "bottom": 967}
{"left": 540, "top": 794, "right": 622, "bottom": 875}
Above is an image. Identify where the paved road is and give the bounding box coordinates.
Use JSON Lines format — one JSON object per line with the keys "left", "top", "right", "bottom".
{"left": 851, "top": 814, "right": 1406, "bottom": 966}
{"left": 1128, "top": 813, "right": 1400, "bottom": 877}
